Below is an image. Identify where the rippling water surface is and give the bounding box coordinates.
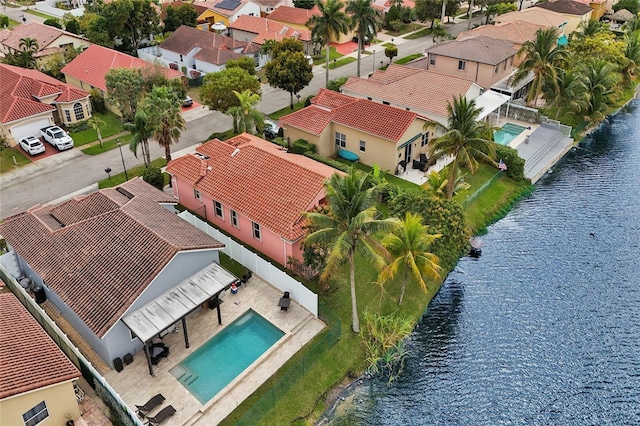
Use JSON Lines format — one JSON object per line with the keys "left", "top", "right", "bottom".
{"left": 331, "top": 102, "right": 640, "bottom": 425}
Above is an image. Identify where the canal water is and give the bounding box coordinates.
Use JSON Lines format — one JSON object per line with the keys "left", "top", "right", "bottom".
{"left": 329, "top": 101, "right": 640, "bottom": 425}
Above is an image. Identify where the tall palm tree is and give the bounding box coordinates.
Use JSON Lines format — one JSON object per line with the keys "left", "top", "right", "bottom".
{"left": 575, "top": 19, "right": 604, "bottom": 39}
{"left": 623, "top": 16, "right": 640, "bottom": 34}
{"left": 513, "top": 28, "right": 568, "bottom": 106}
{"left": 139, "top": 86, "right": 185, "bottom": 162}
{"left": 307, "top": 0, "right": 350, "bottom": 88}
{"left": 425, "top": 95, "right": 495, "bottom": 199}
{"left": 123, "top": 110, "right": 153, "bottom": 166}
{"left": 622, "top": 32, "right": 640, "bottom": 82}
{"left": 580, "top": 60, "right": 620, "bottom": 124}
{"left": 378, "top": 212, "right": 441, "bottom": 305}
{"left": 346, "top": 0, "right": 380, "bottom": 77}
{"left": 543, "top": 67, "right": 589, "bottom": 120}
{"left": 226, "top": 90, "right": 263, "bottom": 134}
{"left": 302, "top": 169, "right": 400, "bottom": 333}
{"left": 18, "top": 37, "right": 39, "bottom": 68}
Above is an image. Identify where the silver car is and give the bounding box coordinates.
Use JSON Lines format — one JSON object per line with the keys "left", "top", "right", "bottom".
{"left": 19, "top": 136, "right": 46, "bottom": 156}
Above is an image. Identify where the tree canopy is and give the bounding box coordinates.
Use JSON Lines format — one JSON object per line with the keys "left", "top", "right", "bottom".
{"left": 163, "top": 4, "right": 198, "bottom": 32}
{"left": 264, "top": 39, "right": 313, "bottom": 109}
{"left": 225, "top": 56, "right": 257, "bottom": 75}
{"left": 201, "top": 67, "right": 261, "bottom": 113}
{"left": 105, "top": 68, "right": 145, "bottom": 121}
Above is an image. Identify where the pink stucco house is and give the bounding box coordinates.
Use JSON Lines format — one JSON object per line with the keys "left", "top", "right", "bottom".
{"left": 166, "top": 133, "right": 339, "bottom": 267}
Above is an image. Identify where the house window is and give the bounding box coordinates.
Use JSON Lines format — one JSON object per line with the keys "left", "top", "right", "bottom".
{"left": 429, "top": 55, "right": 435, "bottom": 66}
{"left": 335, "top": 132, "right": 346, "bottom": 148}
{"left": 214, "top": 200, "right": 223, "bottom": 219}
{"left": 382, "top": 101, "right": 390, "bottom": 105}
{"left": 65, "top": 110, "right": 71, "bottom": 122}
{"left": 503, "top": 60, "right": 507, "bottom": 70}
{"left": 22, "top": 401, "right": 49, "bottom": 426}
{"left": 421, "top": 132, "right": 429, "bottom": 147}
{"left": 194, "top": 189, "right": 202, "bottom": 201}
{"left": 180, "top": 54, "right": 183, "bottom": 62}
{"left": 458, "top": 60, "right": 466, "bottom": 71}
{"left": 494, "top": 64, "right": 500, "bottom": 74}
{"left": 252, "top": 222, "right": 261, "bottom": 240}
{"left": 253, "top": 53, "right": 259, "bottom": 66}
{"left": 73, "top": 102, "right": 84, "bottom": 120}
{"left": 359, "top": 140, "right": 366, "bottom": 152}
{"left": 230, "top": 209, "right": 238, "bottom": 228}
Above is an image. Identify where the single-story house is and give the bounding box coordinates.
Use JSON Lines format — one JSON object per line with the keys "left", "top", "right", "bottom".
{"left": 159, "top": 24, "right": 262, "bottom": 73}
{"left": 0, "top": 63, "right": 91, "bottom": 145}
{"left": 167, "top": 133, "right": 338, "bottom": 267}
{"left": 61, "top": 44, "right": 183, "bottom": 116}
{"left": 229, "top": 14, "right": 313, "bottom": 56}
{"left": 194, "top": 0, "right": 261, "bottom": 29}
{"left": 280, "top": 88, "right": 430, "bottom": 173}
{"left": 0, "top": 22, "right": 91, "bottom": 66}
{"left": 0, "top": 178, "right": 226, "bottom": 369}
{"left": 533, "top": 0, "right": 593, "bottom": 34}
{"left": 0, "top": 293, "right": 81, "bottom": 426}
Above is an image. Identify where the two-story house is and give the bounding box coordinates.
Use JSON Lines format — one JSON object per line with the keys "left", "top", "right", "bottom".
{"left": 229, "top": 14, "right": 313, "bottom": 56}
{"left": 194, "top": 0, "right": 261, "bottom": 29}
{"left": 533, "top": 0, "right": 593, "bottom": 33}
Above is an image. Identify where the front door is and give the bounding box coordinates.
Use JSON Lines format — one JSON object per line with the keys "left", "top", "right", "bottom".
{"left": 404, "top": 142, "right": 412, "bottom": 165}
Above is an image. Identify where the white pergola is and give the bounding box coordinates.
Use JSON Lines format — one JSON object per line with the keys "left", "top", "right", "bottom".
{"left": 475, "top": 90, "right": 512, "bottom": 123}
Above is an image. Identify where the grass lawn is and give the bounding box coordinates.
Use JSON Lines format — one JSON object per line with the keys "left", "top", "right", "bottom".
{"left": 0, "top": 147, "right": 31, "bottom": 174}
{"left": 81, "top": 134, "right": 132, "bottom": 155}
{"left": 97, "top": 157, "right": 168, "bottom": 189}
{"left": 405, "top": 27, "right": 431, "bottom": 39}
{"left": 24, "top": 9, "right": 56, "bottom": 19}
{"left": 324, "top": 57, "right": 357, "bottom": 69}
{"left": 187, "top": 86, "right": 203, "bottom": 103}
{"left": 70, "top": 111, "right": 124, "bottom": 146}
{"left": 395, "top": 53, "right": 424, "bottom": 65}
{"left": 268, "top": 102, "right": 306, "bottom": 120}
{"left": 313, "top": 47, "right": 343, "bottom": 65}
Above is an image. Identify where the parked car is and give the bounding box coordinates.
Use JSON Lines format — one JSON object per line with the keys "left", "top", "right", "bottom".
{"left": 263, "top": 119, "right": 280, "bottom": 140}
{"left": 19, "top": 135, "right": 46, "bottom": 156}
{"left": 352, "top": 36, "right": 370, "bottom": 45}
{"left": 40, "top": 126, "right": 73, "bottom": 151}
{"left": 183, "top": 96, "right": 193, "bottom": 107}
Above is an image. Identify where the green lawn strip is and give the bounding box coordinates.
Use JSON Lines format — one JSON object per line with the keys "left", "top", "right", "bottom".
{"left": 0, "top": 147, "right": 31, "bottom": 173}
{"left": 405, "top": 28, "right": 431, "bottom": 39}
{"left": 324, "top": 57, "right": 357, "bottom": 69}
{"left": 395, "top": 53, "right": 424, "bottom": 65}
{"left": 334, "top": 159, "right": 421, "bottom": 192}
{"left": 24, "top": 9, "right": 56, "bottom": 19}
{"left": 97, "top": 157, "right": 167, "bottom": 189}
{"left": 451, "top": 162, "right": 501, "bottom": 200}
{"left": 268, "top": 102, "right": 306, "bottom": 120}
{"left": 313, "top": 47, "right": 343, "bottom": 65}
{"left": 81, "top": 134, "right": 132, "bottom": 155}
{"left": 70, "top": 111, "right": 124, "bottom": 146}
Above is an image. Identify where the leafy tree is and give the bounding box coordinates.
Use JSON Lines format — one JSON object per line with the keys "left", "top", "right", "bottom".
{"left": 163, "top": 4, "right": 198, "bottom": 32}
{"left": 226, "top": 90, "right": 263, "bottom": 134}
{"left": 613, "top": 0, "right": 639, "bottom": 15}
{"left": 123, "top": 110, "right": 153, "bottom": 166}
{"left": 385, "top": 45, "right": 398, "bottom": 63}
{"left": 264, "top": 39, "right": 313, "bottom": 109}
{"left": 105, "top": 67, "right": 145, "bottom": 121}
{"left": 90, "top": 89, "right": 106, "bottom": 113}
{"left": 445, "top": 0, "right": 461, "bottom": 20}
{"left": 43, "top": 18, "right": 62, "bottom": 29}
{"left": 138, "top": 85, "right": 185, "bottom": 162}
{"left": 425, "top": 95, "right": 496, "bottom": 198}
{"left": 64, "top": 16, "right": 81, "bottom": 34}
{"left": 225, "top": 56, "right": 257, "bottom": 75}
{"left": 346, "top": 0, "right": 381, "bottom": 77}
{"left": 302, "top": 169, "right": 400, "bottom": 333}
{"left": 389, "top": 19, "right": 403, "bottom": 35}
{"left": 569, "top": 31, "right": 626, "bottom": 66}
{"left": 384, "top": 4, "right": 401, "bottom": 27}
{"left": 142, "top": 166, "right": 165, "bottom": 190}
{"left": 294, "top": 0, "right": 317, "bottom": 8}
{"left": 39, "top": 45, "right": 83, "bottom": 80}
{"left": 378, "top": 212, "right": 441, "bottom": 305}
{"left": 484, "top": 1, "right": 515, "bottom": 24}
{"left": 543, "top": 67, "right": 588, "bottom": 120}
{"left": 575, "top": 19, "right": 605, "bottom": 39}
{"left": 327, "top": 76, "right": 349, "bottom": 91}
{"left": 307, "top": 0, "right": 350, "bottom": 88}
{"left": 201, "top": 67, "right": 261, "bottom": 114}
{"left": 87, "top": 116, "right": 106, "bottom": 148}
{"left": 513, "top": 28, "right": 568, "bottom": 106}
{"left": 414, "top": 0, "right": 442, "bottom": 27}
{"left": 423, "top": 168, "right": 469, "bottom": 198}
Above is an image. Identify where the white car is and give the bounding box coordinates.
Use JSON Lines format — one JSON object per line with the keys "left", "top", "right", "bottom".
{"left": 19, "top": 136, "right": 46, "bottom": 156}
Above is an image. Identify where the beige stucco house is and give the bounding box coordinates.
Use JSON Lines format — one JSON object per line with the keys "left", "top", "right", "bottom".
{"left": 496, "top": 8, "right": 569, "bottom": 37}
{"left": 533, "top": 0, "right": 593, "bottom": 34}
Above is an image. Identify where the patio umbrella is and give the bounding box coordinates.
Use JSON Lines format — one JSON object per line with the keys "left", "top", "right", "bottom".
{"left": 211, "top": 22, "right": 227, "bottom": 32}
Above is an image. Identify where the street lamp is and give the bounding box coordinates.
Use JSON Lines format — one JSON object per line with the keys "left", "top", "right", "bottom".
{"left": 117, "top": 139, "right": 128, "bottom": 181}
{"left": 380, "top": 60, "right": 383, "bottom": 69}
{"left": 104, "top": 167, "right": 112, "bottom": 180}
{"left": 372, "top": 49, "right": 376, "bottom": 73}
{"left": 333, "top": 59, "right": 336, "bottom": 69}
{"left": 391, "top": 38, "right": 394, "bottom": 44}
{"left": 296, "top": 93, "right": 301, "bottom": 104}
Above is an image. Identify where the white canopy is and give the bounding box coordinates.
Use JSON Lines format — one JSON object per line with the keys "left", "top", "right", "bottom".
{"left": 475, "top": 90, "right": 512, "bottom": 121}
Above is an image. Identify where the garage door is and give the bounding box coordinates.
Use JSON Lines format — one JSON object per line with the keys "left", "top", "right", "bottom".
{"left": 10, "top": 117, "right": 51, "bottom": 143}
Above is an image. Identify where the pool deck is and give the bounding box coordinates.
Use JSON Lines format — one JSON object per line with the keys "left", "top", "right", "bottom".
{"left": 105, "top": 275, "right": 325, "bottom": 426}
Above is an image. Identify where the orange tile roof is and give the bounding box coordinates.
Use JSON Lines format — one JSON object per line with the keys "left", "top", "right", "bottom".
{"left": 230, "top": 14, "right": 312, "bottom": 42}
{"left": 1, "top": 64, "right": 89, "bottom": 124}
{"left": 497, "top": 8, "right": 568, "bottom": 28}
{"left": 0, "top": 293, "right": 80, "bottom": 399}
{"left": 0, "top": 179, "right": 224, "bottom": 338}
{"left": 61, "top": 44, "right": 183, "bottom": 92}
{"left": 0, "top": 22, "right": 88, "bottom": 58}
{"left": 267, "top": 5, "right": 321, "bottom": 26}
{"left": 341, "top": 64, "right": 477, "bottom": 118}
{"left": 167, "top": 134, "right": 339, "bottom": 241}
{"left": 426, "top": 35, "right": 517, "bottom": 65}
{"left": 457, "top": 21, "right": 546, "bottom": 45}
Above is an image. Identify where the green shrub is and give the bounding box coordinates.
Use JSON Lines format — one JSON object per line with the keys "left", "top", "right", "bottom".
{"left": 270, "top": 137, "right": 289, "bottom": 148}
{"left": 207, "top": 132, "right": 228, "bottom": 141}
{"left": 327, "top": 76, "right": 348, "bottom": 92}
{"left": 384, "top": 5, "right": 401, "bottom": 28}
{"left": 66, "top": 120, "right": 90, "bottom": 133}
{"left": 494, "top": 143, "right": 526, "bottom": 181}
{"left": 303, "top": 152, "right": 351, "bottom": 172}
{"left": 304, "top": 95, "right": 313, "bottom": 107}
{"left": 90, "top": 89, "right": 106, "bottom": 113}
{"left": 142, "top": 166, "right": 165, "bottom": 190}
{"left": 43, "top": 18, "right": 62, "bottom": 28}
{"left": 0, "top": 15, "right": 9, "bottom": 28}
{"left": 291, "top": 139, "right": 316, "bottom": 154}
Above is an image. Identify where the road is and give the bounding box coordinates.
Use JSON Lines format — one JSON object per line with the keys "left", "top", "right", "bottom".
{"left": 0, "top": 15, "right": 484, "bottom": 218}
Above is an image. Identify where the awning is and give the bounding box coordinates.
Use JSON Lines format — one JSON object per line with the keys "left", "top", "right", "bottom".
{"left": 475, "top": 91, "right": 512, "bottom": 121}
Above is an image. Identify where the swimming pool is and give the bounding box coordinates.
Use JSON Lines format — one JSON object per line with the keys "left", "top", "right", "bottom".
{"left": 493, "top": 122, "right": 527, "bottom": 145}
{"left": 169, "top": 309, "right": 284, "bottom": 404}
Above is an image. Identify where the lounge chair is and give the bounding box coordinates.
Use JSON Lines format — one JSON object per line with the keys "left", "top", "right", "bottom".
{"left": 146, "top": 405, "right": 176, "bottom": 425}
{"left": 136, "top": 393, "right": 165, "bottom": 418}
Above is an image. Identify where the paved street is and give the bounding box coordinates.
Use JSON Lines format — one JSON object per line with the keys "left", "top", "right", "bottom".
{"left": 0, "top": 14, "right": 484, "bottom": 218}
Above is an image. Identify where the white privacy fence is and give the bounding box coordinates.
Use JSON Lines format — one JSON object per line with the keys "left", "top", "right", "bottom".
{"left": 178, "top": 211, "right": 318, "bottom": 317}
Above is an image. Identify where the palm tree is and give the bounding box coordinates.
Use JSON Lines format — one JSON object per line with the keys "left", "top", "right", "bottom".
{"left": 123, "top": 110, "right": 153, "bottom": 166}
{"left": 622, "top": 32, "right": 640, "bottom": 82}
{"left": 543, "top": 67, "right": 588, "bottom": 120}
{"left": 302, "top": 169, "right": 400, "bottom": 333}
{"left": 513, "top": 28, "right": 569, "bottom": 106}
{"left": 623, "top": 16, "right": 640, "bottom": 34}
{"left": 18, "top": 37, "right": 39, "bottom": 68}
{"left": 226, "top": 90, "right": 263, "bottom": 134}
{"left": 431, "top": 20, "right": 452, "bottom": 43}
{"left": 575, "top": 19, "right": 604, "bottom": 39}
{"left": 139, "top": 86, "right": 185, "bottom": 162}
{"left": 580, "top": 60, "right": 620, "bottom": 124}
{"left": 346, "top": 0, "right": 380, "bottom": 77}
{"left": 378, "top": 212, "right": 441, "bottom": 305}
{"left": 423, "top": 168, "right": 469, "bottom": 199}
{"left": 425, "top": 95, "right": 496, "bottom": 199}
{"left": 307, "top": 0, "right": 350, "bottom": 88}
{"left": 87, "top": 116, "right": 106, "bottom": 148}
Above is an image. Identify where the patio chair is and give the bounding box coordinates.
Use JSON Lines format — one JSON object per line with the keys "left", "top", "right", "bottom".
{"left": 146, "top": 405, "right": 176, "bottom": 425}
{"left": 136, "top": 393, "right": 165, "bottom": 418}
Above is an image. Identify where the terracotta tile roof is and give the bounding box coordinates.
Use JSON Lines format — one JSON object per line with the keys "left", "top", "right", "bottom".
{"left": 0, "top": 22, "right": 88, "bottom": 58}
{"left": 0, "top": 64, "right": 89, "bottom": 124}
{"left": 0, "top": 293, "right": 80, "bottom": 399}
{"left": 61, "top": 44, "right": 183, "bottom": 92}
{"left": 534, "top": 0, "right": 593, "bottom": 16}
{"left": 279, "top": 104, "right": 335, "bottom": 135}
{"left": 167, "top": 134, "right": 338, "bottom": 241}
{"left": 267, "top": 5, "right": 321, "bottom": 26}
{"left": 194, "top": 45, "right": 245, "bottom": 64}
{"left": 312, "top": 88, "right": 356, "bottom": 109}
{"left": 160, "top": 25, "right": 251, "bottom": 55}
{"left": 425, "top": 35, "right": 517, "bottom": 65}
{"left": 497, "top": 8, "right": 568, "bottom": 28}
{"left": 457, "top": 21, "right": 546, "bottom": 45}
{"left": 230, "top": 14, "right": 312, "bottom": 42}
{"left": 341, "top": 64, "right": 477, "bottom": 118}
{"left": 0, "top": 178, "right": 224, "bottom": 338}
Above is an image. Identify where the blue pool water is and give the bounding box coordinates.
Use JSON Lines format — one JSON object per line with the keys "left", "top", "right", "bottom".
{"left": 493, "top": 122, "right": 527, "bottom": 145}
{"left": 170, "top": 309, "right": 284, "bottom": 404}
